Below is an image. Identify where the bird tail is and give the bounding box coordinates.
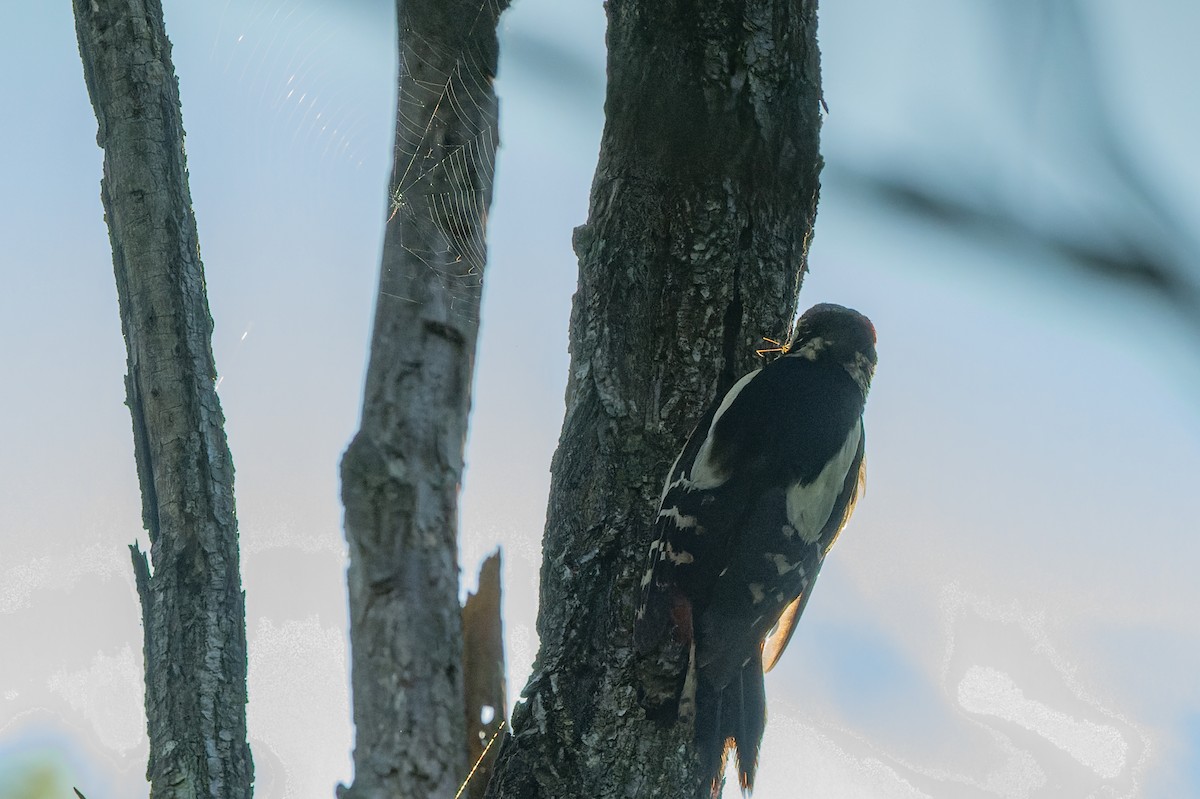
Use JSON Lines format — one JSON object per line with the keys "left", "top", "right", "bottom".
{"left": 695, "top": 648, "right": 766, "bottom": 796}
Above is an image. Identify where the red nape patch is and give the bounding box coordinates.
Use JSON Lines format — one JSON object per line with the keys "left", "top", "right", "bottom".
{"left": 669, "top": 588, "right": 694, "bottom": 646}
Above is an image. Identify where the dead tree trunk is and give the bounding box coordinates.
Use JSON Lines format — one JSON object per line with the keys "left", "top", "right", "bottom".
{"left": 73, "top": 2, "right": 253, "bottom": 798}
{"left": 486, "top": 0, "right": 823, "bottom": 796}
{"left": 338, "top": 0, "right": 508, "bottom": 797}
{"left": 462, "top": 551, "right": 507, "bottom": 799}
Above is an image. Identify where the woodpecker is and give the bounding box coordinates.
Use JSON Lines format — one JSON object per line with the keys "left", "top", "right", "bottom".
{"left": 634, "top": 303, "right": 877, "bottom": 796}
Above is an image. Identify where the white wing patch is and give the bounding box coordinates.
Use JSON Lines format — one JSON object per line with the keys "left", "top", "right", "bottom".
{"left": 786, "top": 421, "right": 862, "bottom": 544}
{"left": 764, "top": 552, "right": 801, "bottom": 575}
{"left": 657, "top": 506, "right": 698, "bottom": 528}
{"left": 689, "top": 369, "right": 762, "bottom": 490}
{"left": 664, "top": 545, "right": 695, "bottom": 565}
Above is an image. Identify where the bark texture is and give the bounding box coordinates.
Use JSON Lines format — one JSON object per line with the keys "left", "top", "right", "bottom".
{"left": 486, "top": 0, "right": 823, "bottom": 796}
{"left": 338, "top": 0, "right": 508, "bottom": 797}
{"left": 73, "top": 2, "right": 252, "bottom": 798}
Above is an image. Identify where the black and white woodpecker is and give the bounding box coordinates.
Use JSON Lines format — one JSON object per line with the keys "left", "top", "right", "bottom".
{"left": 634, "top": 303, "right": 877, "bottom": 796}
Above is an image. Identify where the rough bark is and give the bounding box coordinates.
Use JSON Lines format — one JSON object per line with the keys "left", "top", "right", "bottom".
{"left": 338, "top": 0, "right": 508, "bottom": 797}
{"left": 73, "top": 2, "right": 253, "bottom": 798}
{"left": 486, "top": 1, "right": 823, "bottom": 797}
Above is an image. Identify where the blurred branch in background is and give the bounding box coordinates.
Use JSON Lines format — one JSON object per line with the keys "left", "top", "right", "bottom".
{"left": 837, "top": 167, "right": 1200, "bottom": 337}
{"left": 833, "top": 0, "right": 1200, "bottom": 340}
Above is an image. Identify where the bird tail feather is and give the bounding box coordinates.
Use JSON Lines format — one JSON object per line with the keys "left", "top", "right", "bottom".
{"left": 695, "top": 648, "right": 766, "bottom": 796}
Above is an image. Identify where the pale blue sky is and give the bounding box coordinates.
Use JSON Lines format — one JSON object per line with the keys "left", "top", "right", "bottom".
{"left": 2, "top": 1, "right": 1199, "bottom": 797}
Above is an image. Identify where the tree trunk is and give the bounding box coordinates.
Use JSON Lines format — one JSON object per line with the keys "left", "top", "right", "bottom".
{"left": 73, "top": 2, "right": 253, "bottom": 798}
{"left": 338, "top": 0, "right": 508, "bottom": 797}
{"left": 486, "top": 0, "right": 823, "bottom": 796}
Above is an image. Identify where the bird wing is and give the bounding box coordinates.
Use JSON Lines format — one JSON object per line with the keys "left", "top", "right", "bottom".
{"left": 817, "top": 423, "right": 866, "bottom": 556}
{"left": 761, "top": 425, "right": 866, "bottom": 672}
{"left": 634, "top": 399, "right": 725, "bottom": 654}
{"left": 762, "top": 592, "right": 809, "bottom": 673}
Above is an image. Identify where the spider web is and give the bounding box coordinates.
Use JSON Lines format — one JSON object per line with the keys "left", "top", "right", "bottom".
{"left": 205, "top": 0, "right": 504, "bottom": 324}
{"left": 381, "top": 0, "right": 506, "bottom": 324}
{"left": 209, "top": 0, "right": 377, "bottom": 170}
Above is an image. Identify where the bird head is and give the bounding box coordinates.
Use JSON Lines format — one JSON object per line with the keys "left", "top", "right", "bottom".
{"left": 785, "top": 303, "right": 877, "bottom": 395}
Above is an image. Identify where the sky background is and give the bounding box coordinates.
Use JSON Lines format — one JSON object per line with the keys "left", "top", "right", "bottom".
{"left": 2, "top": 1, "right": 1200, "bottom": 798}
